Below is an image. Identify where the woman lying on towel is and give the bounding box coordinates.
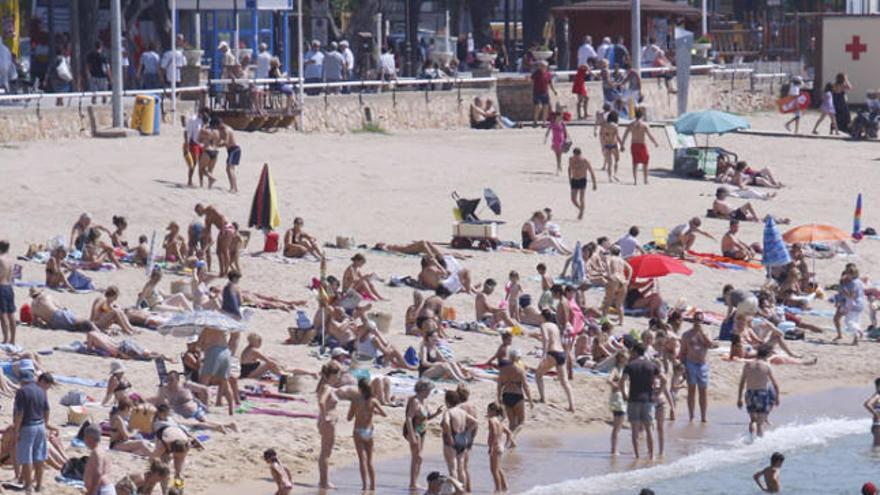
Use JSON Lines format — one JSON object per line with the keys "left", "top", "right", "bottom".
{"left": 136, "top": 268, "right": 192, "bottom": 313}
{"left": 724, "top": 334, "right": 817, "bottom": 366}
{"left": 418, "top": 326, "right": 474, "bottom": 382}
{"left": 0, "top": 421, "right": 68, "bottom": 470}
{"left": 716, "top": 158, "right": 783, "bottom": 189}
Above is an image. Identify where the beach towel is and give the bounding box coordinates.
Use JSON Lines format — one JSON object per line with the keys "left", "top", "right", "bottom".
{"left": 67, "top": 271, "right": 95, "bottom": 291}
{"left": 687, "top": 251, "right": 762, "bottom": 271}
{"left": 652, "top": 228, "right": 669, "bottom": 250}
{"left": 236, "top": 402, "right": 317, "bottom": 419}
{"left": 53, "top": 374, "right": 108, "bottom": 388}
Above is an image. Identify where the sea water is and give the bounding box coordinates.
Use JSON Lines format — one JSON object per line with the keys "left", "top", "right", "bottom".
{"left": 525, "top": 417, "right": 877, "bottom": 495}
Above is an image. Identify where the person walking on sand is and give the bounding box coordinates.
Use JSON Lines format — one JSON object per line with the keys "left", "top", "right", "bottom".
{"left": 812, "top": 82, "right": 839, "bottom": 135}
{"left": 737, "top": 345, "right": 781, "bottom": 438}
{"left": 753, "top": 452, "right": 784, "bottom": 493}
{"left": 13, "top": 360, "right": 51, "bottom": 493}
{"left": 405, "top": 379, "right": 444, "bottom": 491}
{"left": 535, "top": 309, "right": 575, "bottom": 412}
{"left": 568, "top": 147, "right": 597, "bottom": 220}
{"left": 544, "top": 106, "right": 569, "bottom": 174}
{"left": 212, "top": 116, "right": 241, "bottom": 193}
{"left": 0, "top": 240, "right": 17, "bottom": 345}
{"left": 348, "top": 378, "right": 386, "bottom": 491}
{"left": 783, "top": 76, "right": 803, "bottom": 134}
{"left": 599, "top": 110, "right": 623, "bottom": 182}
{"left": 621, "top": 108, "right": 659, "bottom": 185}
{"left": 619, "top": 343, "right": 659, "bottom": 459}
{"left": 531, "top": 61, "right": 557, "bottom": 126}
{"left": 680, "top": 314, "right": 716, "bottom": 423}
{"left": 83, "top": 424, "right": 115, "bottom": 495}
{"left": 602, "top": 245, "right": 631, "bottom": 325}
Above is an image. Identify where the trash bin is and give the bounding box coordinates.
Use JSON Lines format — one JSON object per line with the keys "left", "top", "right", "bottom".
{"left": 130, "top": 95, "right": 161, "bottom": 135}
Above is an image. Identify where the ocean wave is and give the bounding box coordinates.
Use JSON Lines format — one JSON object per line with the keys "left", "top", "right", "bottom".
{"left": 523, "top": 417, "right": 867, "bottom": 495}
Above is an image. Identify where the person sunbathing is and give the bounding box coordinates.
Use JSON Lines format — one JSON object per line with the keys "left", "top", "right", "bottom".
{"left": 474, "top": 279, "right": 516, "bottom": 329}
{"left": 725, "top": 335, "right": 816, "bottom": 365}
{"left": 418, "top": 255, "right": 476, "bottom": 296}
{"left": 0, "top": 421, "right": 68, "bottom": 471}
{"left": 354, "top": 322, "right": 417, "bottom": 370}
{"left": 109, "top": 398, "right": 154, "bottom": 457}
{"left": 521, "top": 211, "right": 572, "bottom": 254}
{"left": 757, "top": 290, "right": 825, "bottom": 334}
{"left": 44, "top": 246, "right": 78, "bottom": 292}
{"left": 373, "top": 241, "right": 469, "bottom": 259}
{"left": 418, "top": 329, "right": 474, "bottom": 382}
{"left": 110, "top": 216, "right": 130, "bottom": 249}
{"left": 623, "top": 279, "right": 665, "bottom": 320}
{"left": 81, "top": 228, "right": 122, "bottom": 269}
{"left": 733, "top": 161, "right": 783, "bottom": 189}
{"left": 238, "top": 290, "right": 306, "bottom": 311}
{"left": 325, "top": 305, "right": 359, "bottom": 352}
{"left": 163, "top": 222, "right": 188, "bottom": 263}
{"left": 115, "top": 459, "right": 171, "bottom": 495}
{"left": 136, "top": 268, "right": 192, "bottom": 313}
{"left": 240, "top": 333, "right": 318, "bottom": 379}
{"left": 155, "top": 371, "right": 237, "bottom": 433}
{"left": 29, "top": 288, "right": 98, "bottom": 332}
{"left": 721, "top": 220, "right": 755, "bottom": 260}
{"left": 666, "top": 217, "right": 715, "bottom": 258}
{"left": 84, "top": 330, "right": 173, "bottom": 361}
{"left": 69, "top": 212, "right": 111, "bottom": 252}
{"left": 283, "top": 217, "right": 324, "bottom": 261}
{"left": 712, "top": 187, "right": 760, "bottom": 222}
{"left": 343, "top": 254, "right": 387, "bottom": 301}
{"left": 90, "top": 286, "right": 138, "bottom": 335}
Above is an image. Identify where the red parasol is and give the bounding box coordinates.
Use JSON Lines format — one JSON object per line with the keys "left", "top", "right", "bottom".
{"left": 627, "top": 254, "right": 694, "bottom": 280}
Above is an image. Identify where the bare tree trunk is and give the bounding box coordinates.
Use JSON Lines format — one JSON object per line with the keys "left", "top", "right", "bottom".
{"left": 467, "top": 0, "right": 495, "bottom": 49}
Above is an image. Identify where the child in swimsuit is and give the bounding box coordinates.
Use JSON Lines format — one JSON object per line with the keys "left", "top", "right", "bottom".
{"left": 263, "top": 448, "right": 294, "bottom": 495}
{"left": 487, "top": 402, "right": 514, "bottom": 493}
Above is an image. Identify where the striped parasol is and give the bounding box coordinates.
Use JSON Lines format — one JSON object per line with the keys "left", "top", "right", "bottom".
{"left": 570, "top": 241, "right": 585, "bottom": 285}
{"left": 248, "top": 163, "right": 281, "bottom": 231}
{"left": 158, "top": 310, "right": 246, "bottom": 338}
{"left": 853, "top": 193, "right": 863, "bottom": 240}
{"left": 762, "top": 216, "right": 791, "bottom": 267}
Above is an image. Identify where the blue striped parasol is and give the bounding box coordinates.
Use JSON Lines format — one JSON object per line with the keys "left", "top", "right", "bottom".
{"left": 762, "top": 216, "right": 791, "bottom": 267}
{"left": 570, "top": 241, "right": 585, "bottom": 285}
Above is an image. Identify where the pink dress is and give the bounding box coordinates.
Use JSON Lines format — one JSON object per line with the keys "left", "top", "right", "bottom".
{"left": 550, "top": 121, "right": 567, "bottom": 154}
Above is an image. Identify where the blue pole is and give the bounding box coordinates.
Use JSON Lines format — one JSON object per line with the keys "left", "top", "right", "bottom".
{"left": 252, "top": 8, "right": 259, "bottom": 50}
{"left": 282, "top": 11, "right": 290, "bottom": 74}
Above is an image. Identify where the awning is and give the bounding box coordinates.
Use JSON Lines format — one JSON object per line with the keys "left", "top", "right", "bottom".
{"left": 552, "top": 0, "right": 701, "bottom": 18}
{"left": 174, "top": 0, "right": 294, "bottom": 10}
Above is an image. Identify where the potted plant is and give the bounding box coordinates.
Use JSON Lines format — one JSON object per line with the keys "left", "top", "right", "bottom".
{"left": 475, "top": 45, "right": 498, "bottom": 68}
{"left": 693, "top": 34, "right": 712, "bottom": 51}
{"left": 533, "top": 44, "right": 554, "bottom": 62}
{"left": 183, "top": 49, "right": 204, "bottom": 67}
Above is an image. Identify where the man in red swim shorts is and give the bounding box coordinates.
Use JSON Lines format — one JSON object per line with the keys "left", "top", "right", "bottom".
{"left": 621, "top": 108, "right": 659, "bottom": 185}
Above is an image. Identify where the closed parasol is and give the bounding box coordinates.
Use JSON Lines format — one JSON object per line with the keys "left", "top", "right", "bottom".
{"left": 158, "top": 310, "right": 246, "bottom": 338}
{"left": 782, "top": 224, "right": 850, "bottom": 244}
{"left": 248, "top": 163, "right": 281, "bottom": 231}
{"left": 762, "top": 216, "right": 791, "bottom": 267}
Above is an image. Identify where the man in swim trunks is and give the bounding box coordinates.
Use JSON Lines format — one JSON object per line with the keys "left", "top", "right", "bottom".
{"left": 599, "top": 111, "right": 623, "bottom": 182}
{"left": 666, "top": 217, "right": 714, "bottom": 259}
{"left": 474, "top": 279, "right": 516, "bottom": 329}
{"left": 680, "top": 316, "right": 715, "bottom": 422}
{"left": 0, "top": 240, "right": 16, "bottom": 344}
{"left": 534, "top": 309, "right": 574, "bottom": 412}
{"left": 621, "top": 108, "right": 659, "bottom": 185}
{"left": 212, "top": 115, "right": 241, "bottom": 193}
{"left": 83, "top": 424, "right": 116, "bottom": 495}
{"left": 721, "top": 220, "right": 755, "bottom": 260}
{"left": 194, "top": 203, "right": 235, "bottom": 277}
{"left": 713, "top": 187, "right": 760, "bottom": 222}
{"left": 28, "top": 288, "right": 98, "bottom": 332}
{"left": 568, "top": 147, "right": 598, "bottom": 221}
{"left": 619, "top": 342, "right": 659, "bottom": 459}
{"left": 737, "top": 345, "right": 780, "bottom": 438}
{"left": 184, "top": 107, "right": 209, "bottom": 187}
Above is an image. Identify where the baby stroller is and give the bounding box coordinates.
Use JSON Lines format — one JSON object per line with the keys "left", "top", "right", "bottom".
{"left": 451, "top": 189, "right": 505, "bottom": 250}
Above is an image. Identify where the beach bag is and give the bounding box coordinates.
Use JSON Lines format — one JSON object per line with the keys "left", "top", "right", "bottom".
{"left": 263, "top": 231, "right": 279, "bottom": 252}
{"left": 66, "top": 406, "right": 91, "bottom": 426}
{"left": 296, "top": 310, "right": 313, "bottom": 330}
{"left": 19, "top": 303, "right": 32, "bottom": 324}
{"left": 718, "top": 316, "right": 734, "bottom": 341}
{"left": 278, "top": 374, "right": 303, "bottom": 394}
{"left": 60, "top": 391, "right": 87, "bottom": 407}
{"left": 562, "top": 138, "right": 573, "bottom": 153}
{"left": 56, "top": 57, "right": 73, "bottom": 82}
{"left": 61, "top": 456, "right": 89, "bottom": 481}
{"left": 368, "top": 311, "right": 392, "bottom": 334}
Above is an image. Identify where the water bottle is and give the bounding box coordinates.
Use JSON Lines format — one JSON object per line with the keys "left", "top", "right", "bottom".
{"left": 296, "top": 310, "right": 312, "bottom": 330}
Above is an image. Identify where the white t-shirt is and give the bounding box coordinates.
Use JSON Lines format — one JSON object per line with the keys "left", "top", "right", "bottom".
{"left": 788, "top": 83, "right": 800, "bottom": 97}
{"left": 185, "top": 115, "right": 202, "bottom": 143}
{"left": 303, "top": 50, "right": 324, "bottom": 79}
{"left": 380, "top": 53, "right": 396, "bottom": 75}
{"left": 160, "top": 49, "right": 185, "bottom": 83}
{"left": 342, "top": 47, "right": 355, "bottom": 73}
{"left": 255, "top": 51, "right": 272, "bottom": 79}
{"left": 140, "top": 50, "right": 160, "bottom": 74}
{"left": 615, "top": 234, "right": 640, "bottom": 258}
{"left": 577, "top": 42, "right": 597, "bottom": 67}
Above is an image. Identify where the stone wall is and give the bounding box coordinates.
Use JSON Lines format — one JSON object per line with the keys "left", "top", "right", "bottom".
{"left": 0, "top": 74, "right": 779, "bottom": 142}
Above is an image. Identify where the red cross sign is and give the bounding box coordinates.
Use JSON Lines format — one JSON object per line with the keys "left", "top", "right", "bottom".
{"left": 845, "top": 35, "right": 868, "bottom": 61}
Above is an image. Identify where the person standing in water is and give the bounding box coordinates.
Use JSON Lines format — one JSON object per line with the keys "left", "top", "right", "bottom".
{"left": 567, "top": 147, "right": 597, "bottom": 220}
{"left": 0, "top": 240, "right": 16, "bottom": 345}
{"left": 737, "top": 345, "right": 780, "bottom": 438}
{"left": 535, "top": 309, "right": 575, "bottom": 412}
{"left": 620, "top": 342, "right": 659, "bottom": 459}
{"left": 753, "top": 452, "right": 784, "bottom": 493}
{"left": 863, "top": 377, "right": 880, "bottom": 448}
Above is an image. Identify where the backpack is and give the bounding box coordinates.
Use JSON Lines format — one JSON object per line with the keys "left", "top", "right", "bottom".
{"left": 61, "top": 456, "right": 90, "bottom": 481}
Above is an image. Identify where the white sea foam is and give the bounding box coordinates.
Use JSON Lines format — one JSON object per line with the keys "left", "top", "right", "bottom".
{"left": 523, "top": 417, "right": 867, "bottom": 495}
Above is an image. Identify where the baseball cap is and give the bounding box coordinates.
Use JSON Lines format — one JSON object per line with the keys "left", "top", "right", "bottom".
{"left": 330, "top": 348, "right": 349, "bottom": 358}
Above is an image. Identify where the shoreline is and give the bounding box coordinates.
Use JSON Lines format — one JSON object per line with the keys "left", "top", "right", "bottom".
{"left": 213, "top": 381, "right": 875, "bottom": 495}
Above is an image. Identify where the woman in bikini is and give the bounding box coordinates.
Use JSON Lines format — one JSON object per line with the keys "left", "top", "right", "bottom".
{"left": 343, "top": 253, "right": 387, "bottom": 301}
{"left": 81, "top": 228, "right": 122, "bottom": 269}
{"left": 521, "top": 211, "right": 571, "bottom": 254}
{"left": 651, "top": 359, "right": 675, "bottom": 457}
{"left": 496, "top": 348, "right": 533, "bottom": 436}
{"left": 69, "top": 212, "right": 110, "bottom": 252}
{"left": 240, "top": 333, "right": 317, "bottom": 380}
{"left": 115, "top": 459, "right": 170, "bottom": 495}
{"left": 151, "top": 404, "right": 203, "bottom": 485}
{"left": 733, "top": 161, "right": 783, "bottom": 189}
{"left": 418, "top": 330, "right": 473, "bottom": 382}
{"left": 354, "top": 322, "right": 417, "bottom": 370}
{"left": 155, "top": 371, "right": 236, "bottom": 433}
{"left": 405, "top": 379, "right": 443, "bottom": 490}
{"left": 90, "top": 286, "right": 138, "bottom": 336}
{"left": 162, "top": 222, "right": 188, "bottom": 263}
{"left": 109, "top": 398, "right": 153, "bottom": 457}
{"left": 317, "top": 362, "right": 341, "bottom": 489}
{"left": 137, "top": 268, "right": 192, "bottom": 313}
{"left": 282, "top": 217, "right": 324, "bottom": 260}
{"left": 347, "top": 378, "right": 386, "bottom": 492}
{"left": 110, "top": 216, "right": 130, "bottom": 249}
{"left": 45, "top": 246, "right": 76, "bottom": 291}
{"left": 608, "top": 351, "right": 628, "bottom": 455}
{"left": 103, "top": 361, "right": 134, "bottom": 406}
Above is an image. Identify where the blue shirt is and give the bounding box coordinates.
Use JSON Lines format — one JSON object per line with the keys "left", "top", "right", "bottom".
{"left": 14, "top": 382, "right": 48, "bottom": 426}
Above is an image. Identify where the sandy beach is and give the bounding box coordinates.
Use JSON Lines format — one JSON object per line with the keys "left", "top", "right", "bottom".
{"left": 1, "top": 110, "right": 879, "bottom": 494}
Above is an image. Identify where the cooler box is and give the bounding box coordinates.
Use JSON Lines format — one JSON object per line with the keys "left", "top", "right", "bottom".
{"left": 263, "top": 231, "right": 279, "bottom": 252}
{"left": 130, "top": 95, "right": 161, "bottom": 135}
{"left": 453, "top": 222, "right": 499, "bottom": 239}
